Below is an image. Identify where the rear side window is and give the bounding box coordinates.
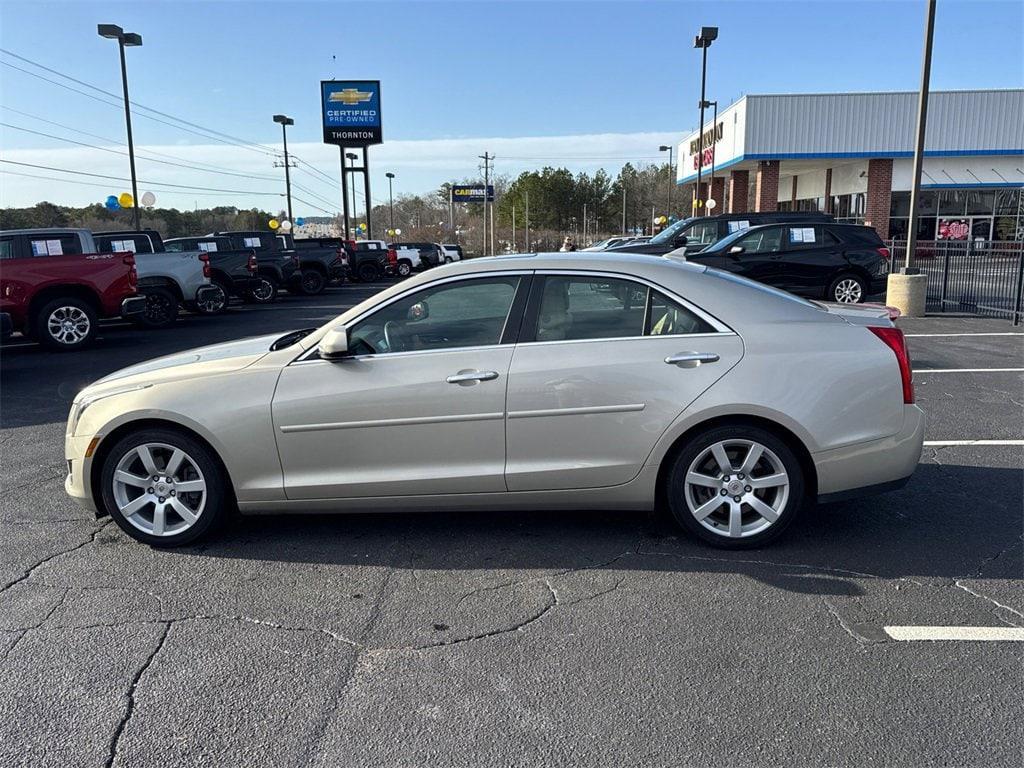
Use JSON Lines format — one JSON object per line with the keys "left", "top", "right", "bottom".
{"left": 164, "top": 241, "right": 184, "bottom": 252}
{"left": 685, "top": 221, "right": 719, "bottom": 246}
{"left": 29, "top": 234, "right": 81, "bottom": 256}
{"left": 784, "top": 226, "right": 822, "bottom": 250}
{"left": 0, "top": 236, "right": 17, "bottom": 259}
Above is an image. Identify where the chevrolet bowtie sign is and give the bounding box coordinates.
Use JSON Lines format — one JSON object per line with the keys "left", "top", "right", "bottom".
{"left": 321, "top": 80, "right": 382, "bottom": 146}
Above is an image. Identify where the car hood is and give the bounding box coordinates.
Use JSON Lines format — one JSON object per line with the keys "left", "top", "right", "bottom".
{"left": 86, "top": 333, "right": 279, "bottom": 392}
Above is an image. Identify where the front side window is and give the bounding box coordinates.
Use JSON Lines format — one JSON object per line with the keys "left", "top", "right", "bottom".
{"left": 0, "top": 236, "right": 16, "bottom": 259}
{"left": 348, "top": 276, "right": 521, "bottom": 355}
{"left": 532, "top": 275, "right": 713, "bottom": 342}
{"left": 734, "top": 227, "right": 782, "bottom": 254}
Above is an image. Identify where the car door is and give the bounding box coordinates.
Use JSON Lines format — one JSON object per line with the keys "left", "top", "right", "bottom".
{"left": 504, "top": 272, "right": 743, "bottom": 491}
{"left": 774, "top": 225, "right": 837, "bottom": 294}
{"left": 695, "top": 225, "right": 784, "bottom": 287}
{"left": 272, "top": 273, "right": 530, "bottom": 499}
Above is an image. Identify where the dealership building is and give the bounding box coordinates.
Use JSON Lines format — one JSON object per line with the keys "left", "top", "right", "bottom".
{"left": 675, "top": 89, "right": 1024, "bottom": 241}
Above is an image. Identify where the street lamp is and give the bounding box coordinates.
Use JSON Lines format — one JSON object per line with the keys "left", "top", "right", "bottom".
{"left": 659, "top": 144, "right": 674, "bottom": 215}
{"left": 273, "top": 115, "right": 294, "bottom": 225}
{"left": 385, "top": 172, "right": 396, "bottom": 233}
{"left": 693, "top": 25, "right": 718, "bottom": 218}
{"left": 98, "top": 23, "right": 143, "bottom": 231}
{"left": 346, "top": 152, "right": 358, "bottom": 238}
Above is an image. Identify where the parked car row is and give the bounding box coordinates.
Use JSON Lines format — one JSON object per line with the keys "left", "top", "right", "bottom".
{"left": 0, "top": 226, "right": 461, "bottom": 350}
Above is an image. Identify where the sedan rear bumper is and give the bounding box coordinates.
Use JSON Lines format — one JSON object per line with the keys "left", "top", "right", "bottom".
{"left": 813, "top": 404, "right": 925, "bottom": 501}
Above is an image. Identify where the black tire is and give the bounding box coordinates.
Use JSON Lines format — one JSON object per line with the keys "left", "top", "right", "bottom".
{"left": 35, "top": 297, "right": 98, "bottom": 350}
{"left": 134, "top": 287, "right": 179, "bottom": 328}
{"left": 396, "top": 260, "right": 412, "bottom": 278}
{"left": 193, "top": 279, "right": 229, "bottom": 315}
{"left": 443, "top": 257, "right": 453, "bottom": 264}
{"left": 826, "top": 273, "right": 867, "bottom": 304}
{"left": 298, "top": 268, "right": 326, "bottom": 295}
{"left": 665, "top": 424, "right": 805, "bottom": 549}
{"left": 99, "top": 428, "right": 231, "bottom": 547}
{"left": 245, "top": 275, "right": 278, "bottom": 304}
{"left": 357, "top": 261, "right": 382, "bottom": 282}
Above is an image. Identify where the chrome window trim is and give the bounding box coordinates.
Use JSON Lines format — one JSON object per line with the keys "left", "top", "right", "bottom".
{"left": 513, "top": 331, "right": 735, "bottom": 349}
{"left": 529, "top": 268, "right": 735, "bottom": 335}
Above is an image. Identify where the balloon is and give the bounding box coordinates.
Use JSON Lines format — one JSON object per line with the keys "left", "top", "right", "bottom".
{"left": 118, "top": 192, "right": 134, "bottom": 208}
{"left": 140, "top": 191, "right": 156, "bottom": 207}
{"left": 105, "top": 195, "right": 120, "bottom": 211}
{"left": 295, "top": 217, "right": 305, "bottom": 226}
{"left": 394, "top": 228, "right": 402, "bottom": 236}
{"left": 280, "top": 220, "right": 293, "bottom": 231}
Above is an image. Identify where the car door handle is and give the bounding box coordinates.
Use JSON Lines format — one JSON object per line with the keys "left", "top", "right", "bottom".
{"left": 664, "top": 352, "right": 720, "bottom": 366}
{"left": 446, "top": 370, "right": 499, "bottom": 384}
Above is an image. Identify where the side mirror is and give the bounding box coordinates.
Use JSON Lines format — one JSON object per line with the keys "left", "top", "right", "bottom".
{"left": 728, "top": 245, "right": 745, "bottom": 255}
{"left": 408, "top": 300, "right": 429, "bottom": 321}
{"left": 672, "top": 234, "right": 689, "bottom": 247}
{"left": 318, "top": 327, "right": 350, "bottom": 361}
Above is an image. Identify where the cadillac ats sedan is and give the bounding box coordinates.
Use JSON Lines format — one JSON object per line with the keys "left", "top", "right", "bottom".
{"left": 65, "top": 252, "right": 924, "bottom": 548}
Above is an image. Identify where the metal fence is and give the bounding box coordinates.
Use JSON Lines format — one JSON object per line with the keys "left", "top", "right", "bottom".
{"left": 886, "top": 240, "right": 1024, "bottom": 324}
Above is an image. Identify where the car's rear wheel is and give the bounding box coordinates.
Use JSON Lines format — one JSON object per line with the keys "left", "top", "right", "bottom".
{"left": 396, "top": 260, "right": 412, "bottom": 278}
{"left": 666, "top": 425, "right": 805, "bottom": 548}
{"left": 299, "top": 268, "right": 326, "bottom": 295}
{"left": 443, "top": 256, "right": 453, "bottom": 264}
{"left": 357, "top": 262, "right": 382, "bottom": 282}
{"left": 246, "top": 275, "right": 278, "bottom": 304}
{"left": 135, "top": 287, "right": 179, "bottom": 328}
{"left": 36, "top": 297, "right": 97, "bottom": 350}
{"left": 194, "top": 280, "right": 229, "bottom": 314}
{"left": 828, "top": 273, "right": 866, "bottom": 304}
{"left": 100, "top": 428, "right": 230, "bottom": 546}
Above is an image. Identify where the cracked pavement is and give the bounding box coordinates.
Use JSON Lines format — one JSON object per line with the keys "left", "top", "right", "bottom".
{"left": 1, "top": 295, "right": 1022, "bottom": 766}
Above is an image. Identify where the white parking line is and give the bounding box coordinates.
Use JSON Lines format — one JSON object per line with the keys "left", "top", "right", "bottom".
{"left": 884, "top": 626, "right": 1024, "bottom": 642}
{"left": 905, "top": 333, "right": 1024, "bottom": 338}
{"left": 923, "top": 440, "right": 1024, "bottom": 446}
{"left": 914, "top": 368, "right": 1024, "bottom": 373}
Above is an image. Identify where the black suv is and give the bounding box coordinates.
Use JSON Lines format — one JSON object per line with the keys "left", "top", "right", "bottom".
{"left": 684, "top": 222, "right": 890, "bottom": 303}
{"left": 613, "top": 211, "right": 835, "bottom": 257}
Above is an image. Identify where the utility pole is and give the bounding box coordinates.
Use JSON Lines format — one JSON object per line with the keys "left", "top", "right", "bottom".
{"left": 478, "top": 152, "right": 492, "bottom": 256}
{"left": 98, "top": 24, "right": 142, "bottom": 231}
{"left": 905, "top": 0, "right": 937, "bottom": 272}
{"left": 693, "top": 26, "right": 718, "bottom": 218}
{"left": 621, "top": 181, "right": 627, "bottom": 233}
{"left": 525, "top": 191, "right": 530, "bottom": 252}
{"left": 583, "top": 202, "right": 588, "bottom": 245}
{"left": 346, "top": 152, "right": 358, "bottom": 238}
{"left": 512, "top": 204, "right": 516, "bottom": 252}
{"left": 385, "top": 172, "right": 395, "bottom": 232}
{"left": 272, "top": 115, "right": 295, "bottom": 224}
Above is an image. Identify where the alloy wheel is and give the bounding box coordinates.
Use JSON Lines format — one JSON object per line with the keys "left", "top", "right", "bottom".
{"left": 111, "top": 442, "right": 207, "bottom": 537}
{"left": 196, "top": 284, "right": 227, "bottom": 313}
{"left": 683, "top": 439, "right": 790, "bottom": 539}
{"left": 47, "top": 306, "right": 91, "bottom": 345}
{"left": 251, "top": 278, "right": 275, "bottom": 302}
{"left": 397, "top": 263, "right": 411, "bottom": 277}
{"left": 834, "top": 278, "right": 863, "bottom": 303}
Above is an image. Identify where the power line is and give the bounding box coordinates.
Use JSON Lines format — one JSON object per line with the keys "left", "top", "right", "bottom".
{"left": 0, "top": 168, "right": 271, "bottom": 198}
{"left": 1, "top": 105, "right": 282, "bottom": 181}
{"left": 289, "top": 194, "right": 337, "bottom": 216}
{"left": 0, "top": 159, "right": 284, "bottom": 196}
{"left": 0, "top": 48, "right": 279, "bottom": 156}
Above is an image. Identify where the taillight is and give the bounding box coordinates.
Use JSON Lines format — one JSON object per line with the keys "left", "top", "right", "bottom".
{"left": 346, "top": 239, "right": 356, "bottom": 250}
{"left": 335, "top": 247, "right": 349, "bottom": 265}
{"left": 869, "top": 326, "right": 914, "bottom": 404}
{"left": 122, "top": 254, "right": 137, "bottom": 288}
{"left": 877, "top": 246, "right": 891, "bottom": 260}
{"left": 247, "top": 251, "right": 258, "bottom": 273}
{"left": 198, "top": 252, "right": 211, "bottom": 278}
{"left": 387, "top": 248, "right": 398, "bottom": 266}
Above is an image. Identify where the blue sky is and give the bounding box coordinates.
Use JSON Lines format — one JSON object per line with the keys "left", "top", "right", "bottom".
{"left": 1, "top": 0, "right": 1021, "bottom": 213}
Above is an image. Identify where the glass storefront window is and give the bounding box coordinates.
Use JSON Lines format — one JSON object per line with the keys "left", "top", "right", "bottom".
{"left": 965, "top": 190, "right": 995, "bottom": 215}
{"left": 937, "top": 190, "right": 966, "bottom": 215}
{"left": 993, "top": 216, "right": 1021, "bottom": 241}
{"left": 890, "top": 217, "right": 909, "bottom": 239}
{"left": 890, "top": 191, "right": 911, "bottom": 217}
{"left": 995, "top": 188, "right": 1021, "bottom": 215}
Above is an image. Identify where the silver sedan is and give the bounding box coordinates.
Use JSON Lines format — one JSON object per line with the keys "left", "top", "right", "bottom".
{"left": 65, "top": 252, "right": 924, "bottom": 548}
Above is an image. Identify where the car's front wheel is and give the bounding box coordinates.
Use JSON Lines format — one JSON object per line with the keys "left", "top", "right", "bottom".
{"left": 666, "top": 425, "right": 805, "bottom": 548}
{"left": 36, "top": 297, "right": 97, "bottom": 350}
{"left": 299, "top": 268, "right": 326, "bottom": 295}
{"left": 828, "top": 273, "right": 867, "bottom": 304}
{"left": 100, "top": 428, "right": 230, "bottom": 546}
{"left": 396, "top": 260, "right": 412, "bottom": 278}
{"left": 246, "top": 276, "right": 278, "bottom": 304}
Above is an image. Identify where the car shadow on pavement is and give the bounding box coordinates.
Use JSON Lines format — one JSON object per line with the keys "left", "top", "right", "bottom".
{"left": 178, "top": 463, "right": 1021, "bottom": 599}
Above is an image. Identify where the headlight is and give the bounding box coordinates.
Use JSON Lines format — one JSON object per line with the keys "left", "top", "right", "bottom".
{"left": 68, "top": 384, "right": 152, "bottom": 435}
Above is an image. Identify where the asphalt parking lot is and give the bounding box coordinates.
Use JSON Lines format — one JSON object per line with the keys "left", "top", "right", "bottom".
{"left": 1, "top": 285, "right": 1021, "bottom": 767}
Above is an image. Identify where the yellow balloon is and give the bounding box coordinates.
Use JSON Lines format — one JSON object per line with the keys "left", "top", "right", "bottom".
{"left": 118, "top": 192, "right": 134, "bottom": 208}
{"left": 268, "top": 219, "right": 280, "bottom": 230}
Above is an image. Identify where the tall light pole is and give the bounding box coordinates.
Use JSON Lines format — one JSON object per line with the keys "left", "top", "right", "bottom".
{"left": 385, "top": 172, "right": 396, "bottom": 233}
{"left": 98, "top": 24, "right": 142, "bottom": 231}
{"left": 273, "top": 115, "right": 294, "bottom": 224}
{"left": 659, "top": 144, "right": 674, "bottom": 215}
{"left": 905, "top": 0, "right": 937, "bottom": 272}
{"left": 693, "top": 26, "right": 718, "bottom": 218}
{"left": 346, "top": 152, "right": 358, "bottom": 238}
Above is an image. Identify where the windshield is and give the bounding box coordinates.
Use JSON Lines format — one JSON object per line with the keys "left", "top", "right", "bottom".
{"left": 650, "top": 217, "right": 695, "bottom": 245}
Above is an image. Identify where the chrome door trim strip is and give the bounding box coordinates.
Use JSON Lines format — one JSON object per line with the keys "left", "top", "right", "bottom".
{"left": 280, "top": 411, "right": 505, "bottom": 433}
{"left": 512, "top": 331, "right": 735, "bottom": 349}
{"left": 507, "top": 403, "right": 646, "bottom": 420}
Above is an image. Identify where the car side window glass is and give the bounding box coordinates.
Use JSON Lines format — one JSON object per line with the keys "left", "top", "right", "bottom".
{"left": 28, "top": 235, "right": 81, "bottom": 257}
{"left": 735, "top": 227, "right": 782, "bottom": 254}
{"left": 646, "top": 291, "right": 715, "bottom": 336}
{"left": 535, "top": 276, "right": 647, "bottom": 342}
{"left": 785, "top": 226, "right": 822, "bottom": 251}
{"left": 0, "top": 237, "right": 16, "bottom": 259}
{"left": 686, "top": 221, "right": 719, "bottom": 246}
{"left": 348, "top": 276, "right": 521, "bottom": 355}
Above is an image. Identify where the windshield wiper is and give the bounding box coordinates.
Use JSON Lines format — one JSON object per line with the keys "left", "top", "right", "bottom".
{"left": 270, "top": 328, "right": 316, "bottom": 351}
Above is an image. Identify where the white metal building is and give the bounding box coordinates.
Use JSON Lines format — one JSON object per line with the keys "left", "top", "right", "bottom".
{"left": 676, "top": 89, "right": 1024, "bottom": 241}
